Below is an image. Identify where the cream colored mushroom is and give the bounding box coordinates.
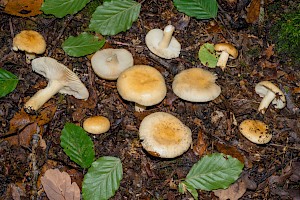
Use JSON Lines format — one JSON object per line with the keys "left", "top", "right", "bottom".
{"left": 214, "top": 43, "right": 238, "bottom": 70}
{"left": 239, "top": 119, "right": 271, "bottom": 144}
{"left": 145, "top": 25, "right": 181, "bottom": 59}
{"left": 24, "top": 57, "right": 89, "bottom": 111}
{"left": 172, "top": 68, "right": 221, "bottom": 102}
{"left": 255, "top": 81, "right": 286, "bottom": 114}
{"left": 83, "top": 116, "right": 110, "bottom": 134}
{"left": 139, "top": 112, "right": 192, "bottom": 158}
{"left": 117, "top": 65, "right": 166, "bottom": 112}
{"left": 12, "top": 30, "right": 46, "bottom": 64}
{"left": 91, "top": 48, "right": 133, "bottom": 80}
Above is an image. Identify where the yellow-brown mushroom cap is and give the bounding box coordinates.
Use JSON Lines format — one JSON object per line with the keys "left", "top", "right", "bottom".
{"left": 83, "top": 116, "right": 110, "bottom": 134}
{"left": 139, "top": 112, "right": 192, "bottom": 158}
{"left": 214, "top": 43, "right": 238, "bottom": 58}
{"left": 239, "top": 119, "right": 271, "bottom": 144}
{"left": 13, "top": 30, "right": 46, "bottom": 54}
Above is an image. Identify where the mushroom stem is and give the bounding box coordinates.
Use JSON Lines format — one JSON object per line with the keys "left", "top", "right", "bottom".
{"left": 106, "top": 54, "right": 119, "bottom": 66}
{"left": 25, "top": 52, "right": 36, "bottom": 64}
{"left": 216, "top": 51, "right": 229, "bottom": 70}
{"left": 258, "top": 90, "right": 276, "bottom": 114}
{"left": 158, "top": 25, "right": 175, "bottom": 49}
{"left": 24, "top": 80, "right": 63, "bottom": 111}
{"left": 135, "top": 103, "right": 146, "bottom": 112}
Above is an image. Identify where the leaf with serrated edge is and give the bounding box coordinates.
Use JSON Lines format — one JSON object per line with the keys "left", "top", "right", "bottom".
{"left": 185, "top": 153, "right": 244, "bottom": 191}
{"left": 173, "top": 0, "right": 218, "bottom": 19}
{"left": 60, "top": 123, "right": 95, "bottom": 169}
{"left": 62, "top": 32, "right": 105, "bottom": 57}
{"left": 89, "top": 0, "right": 141, "bottom": 35}
{"left": 41, "top": 0, "right": 90, "bottom": 18}
{"left": 198, "top": 43, "right": 218, "bottom": 68}
{"left": 0, "top": 69, "right": 18, "bottom": 98}
{"left": 82, "top": 156, "right": 123, "bottom": 200}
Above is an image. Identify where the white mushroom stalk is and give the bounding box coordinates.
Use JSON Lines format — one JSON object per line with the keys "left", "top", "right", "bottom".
{"left": 134, "top": 103, "right": 146, "bottom": 112}
{"left": 158, "top": 25, "right": 175, "bottom": 49}
{"left": 216, "top": 51, "right": 229, "bottom": 70}
{"left": 257, "top": 90, "right": 276, "bottom": 114}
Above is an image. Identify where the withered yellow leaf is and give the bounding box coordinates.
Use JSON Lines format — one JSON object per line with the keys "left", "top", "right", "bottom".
{"left": 4, "top": 0, "right": 43, "bottom": 17}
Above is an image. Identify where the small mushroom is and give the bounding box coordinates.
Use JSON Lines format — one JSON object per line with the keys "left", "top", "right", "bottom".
{"left": 239, "top": 119, "right": 271, "bottom": 144}
{"left": 83, "top": 116, "right": 110, "bottom": 134}
{"left": 214, "top": 43, "right": 238, "bottom": 70}
{"left": 91, "top": 48, "right": 134, "bottom": 80}
{"left": 117, "top": 65, "right": 167, "bottom": 112}
{"left": 255, "top": 81, "right": 286, "bottom": 114}
{"left": 139, "top": 112, "right": 192, "bottom": 158}
{"left": 24, "top": 57, "right": 89, "bottom": 111}
{"left": 145, "top": 25, "right": 181, "bottom": 59}
{"left": 12, "top": 30, "right": 46, "bottom": 64}
{"left": 172, "top": 68, "right": 221, "bottom": 102}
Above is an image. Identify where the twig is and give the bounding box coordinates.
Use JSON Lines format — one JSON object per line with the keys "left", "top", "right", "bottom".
{"left": 269, "top": 143, "right": 300, "bottom": 151}
{"left": 30, "top": 127, "right": 40, "bottom": 200}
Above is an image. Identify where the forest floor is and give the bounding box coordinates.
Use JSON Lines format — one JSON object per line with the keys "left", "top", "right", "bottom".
{"left": 0, "top": 0, "right": 299, "bottom": 199}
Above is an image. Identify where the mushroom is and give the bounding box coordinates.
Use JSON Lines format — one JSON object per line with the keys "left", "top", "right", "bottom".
{"left": 214, "top": 43, "right": 238, "bottom": 70}
{"left": 145, "top": 24, "right": 181, "bottom": 59}
{"left": 83, "top": 116, "right": 110, "bottom": 134}
{"left": 12, "top": 30, "right": 46, "bottom": 64}
{"left": 139, "top": 112, "right": 192, "bottom": 158}
{"left": 255, "top": 81, "right": 286, "bottom": 114}
{"left": 91, "top": 48, "right": 133, "bottom": 80}
{"left": 239, "top": 119, "right": 271, "bottom": 144}
{"left": 117, "top": 65, "right": 167, "bottom": 112}
{"left": 24, "top": 57, "right": 89, "bottom": 111}
{"left": 172, "top": 68, "right": 221, "bottom": 102}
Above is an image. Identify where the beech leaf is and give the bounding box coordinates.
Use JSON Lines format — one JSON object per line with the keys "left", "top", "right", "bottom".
{"left": 198, "top": 43, "right": 218, "bottom": 68}
{"left": 60, "top": 123, "right": 95, "bottom": 168}
{"left": 0, "top": 68, "right": 18, "bottom": 98}
{"left": 41, "top": 168, "right": 80, "bottom": 200}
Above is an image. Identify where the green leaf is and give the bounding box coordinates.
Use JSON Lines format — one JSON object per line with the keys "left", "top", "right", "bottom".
{"left": 185, "top": 153, "right": 244, "bottom": 191}
{"left": 62, "top": 32, "right": 105, "bottom": 57}
{"left": 198, "top": 43, "right": 218, "bottom": 68}
{"left": 179, "top": 181, "right": 198, "bottom": 199}
{"left": 89, "top": 0, "right": 141, "bottom": 35}
{"left": 41, "top": 0, "right": 90, "bottom": 18}
{"left": 0, "top": 69, "right": 18, "bottom": 98}
{"left": 82, "top": 156, "right": 123, "bottom": 200}
{"left": 60, "top": 123, "right": 95, "bottom": 168}
{"left": 173, "top": 0, "right": 218, "bottom": 19}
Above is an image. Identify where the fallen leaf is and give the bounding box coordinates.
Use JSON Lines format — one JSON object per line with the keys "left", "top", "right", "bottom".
{"left": 37, "top": 104, "right": 57, "bottom": 126}
{"left": 263, "top": 45, "right": 275, "bottom": 59}
{"left": 246, "top": 0, "right": 260, "bottom": 23}
{"left": 293, "top": 87, "right": 300, "bottom": 94}
{"left": 6, "top": 109, "right": 33, "bottom": 136}
{"left": 41, "top": 169, "right": 80, "bottom": 200}
{"left": 5, "top": 122, "right": 38, "bottom": 147}
{"left": 4, "top": 0, "right": 43, "bottom": 17}
{"left": 193, "top": 130, "right": 207, "bottom": 157}
{"left": 216, "top": 142, "right": 245, "bottom": 164}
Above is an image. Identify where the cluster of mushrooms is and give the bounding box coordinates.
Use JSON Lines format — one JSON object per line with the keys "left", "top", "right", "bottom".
{"left": 12, "top": 25, "right": 287, "bottom": 158}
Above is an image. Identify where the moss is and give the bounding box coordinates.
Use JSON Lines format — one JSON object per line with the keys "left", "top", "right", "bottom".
{"left": 270, "top": 4, "right": 300, "bottom": 65}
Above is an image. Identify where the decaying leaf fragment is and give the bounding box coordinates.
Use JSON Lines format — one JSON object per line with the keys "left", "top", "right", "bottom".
{"left": 41, "top": 169, "right": 80, "bottom": 200}
{"left": 4, "top": 0, "right": 43, "bottom": 17}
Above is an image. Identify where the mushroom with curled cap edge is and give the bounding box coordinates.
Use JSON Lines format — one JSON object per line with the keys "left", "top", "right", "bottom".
{"left": 117, "top": 65, "right": 167, "bottom": 112}
{"left": 91, "top": 48, "right": 133, "bottom": 80}
{"left": 255, "top": 81, "right": 286, "bottom": 114}
{"left": 145, "top": 25, "right": 181, "bottom": 59}
{"left": 12, "top": 30, "right": 46, "bottom": 64}
{"left": 139, "top": 112, "right": 192, "bottom": 158}
{"left": 24, "top": 57, "right": 89, "bottom": 111}
{"left": 172, "top": 68, "right": 221, "bottom": 102}
{"left": 239, "top": 119, "right": 271, "bottom": 144}
{"left": 214, "top": 43, "right": 238, "bottom": 70}
{"left": 83, "top": 116, "right": 110, "bottom": 134}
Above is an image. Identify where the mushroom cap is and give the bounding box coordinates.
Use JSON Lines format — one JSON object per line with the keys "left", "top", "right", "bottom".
{"left": 139, "top": 112, "right": 192, "bottom": 158}
{"left": 117, "top": 65, "right": 167, "bottom": 106}
{"left": 214, "top": 43, "right": 238, "bottom": 58}
{"left": 13, "top": 30, "right": 46, "bottom": 54}
{"left": 83, "top": 116, "right": 110, "bottom": 134}
{"left": 172, "top": 68, "right": 221, "bottom": 102}
{"left": 31, "top": 57, "right": 89, "bottom": 99}
{"left": 239, "top": 119, "right": 271, "bottom": 144}
{"left": 91, "top": 48, "right": 134, "bottom": 80}
{"left": 255, "top": 81, "right": 286, "bottom": 109}
{"left": 145, "top": 25, "right": 181, "bottom": 59}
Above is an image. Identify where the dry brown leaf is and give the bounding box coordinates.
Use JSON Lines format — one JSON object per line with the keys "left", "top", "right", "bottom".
{"left": 6, "top": 109, "right": 33, "bottom": 136}
{"left": 216, "top": 142, "right": 245, "bottom": 164}
{"left": 41, "top": 169, "right": 80, "bottom": 200}
{"left": 37, "top": 104, "right": 57, "bottom": 126}
{"left": 193, "top": 130, "right": 207, "bottom": 157}
{"left": 264, "top": 45, "right": 275, "bottom": 59}
{"left": 4, "top": 0, "right": 43, "bottom": 17}
{"left": 246, "top": 0, "right": 260, "bottom": 23}
{"left": 214, "top": 178, "right": 247, "bottom": 200}
{"left": 5, "top": 122, "right": 38, "bottom": 147}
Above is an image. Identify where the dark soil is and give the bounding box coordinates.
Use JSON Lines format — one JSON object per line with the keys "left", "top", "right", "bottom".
{"left": 0, "top": 0, "right": 299, "bottom": 199}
